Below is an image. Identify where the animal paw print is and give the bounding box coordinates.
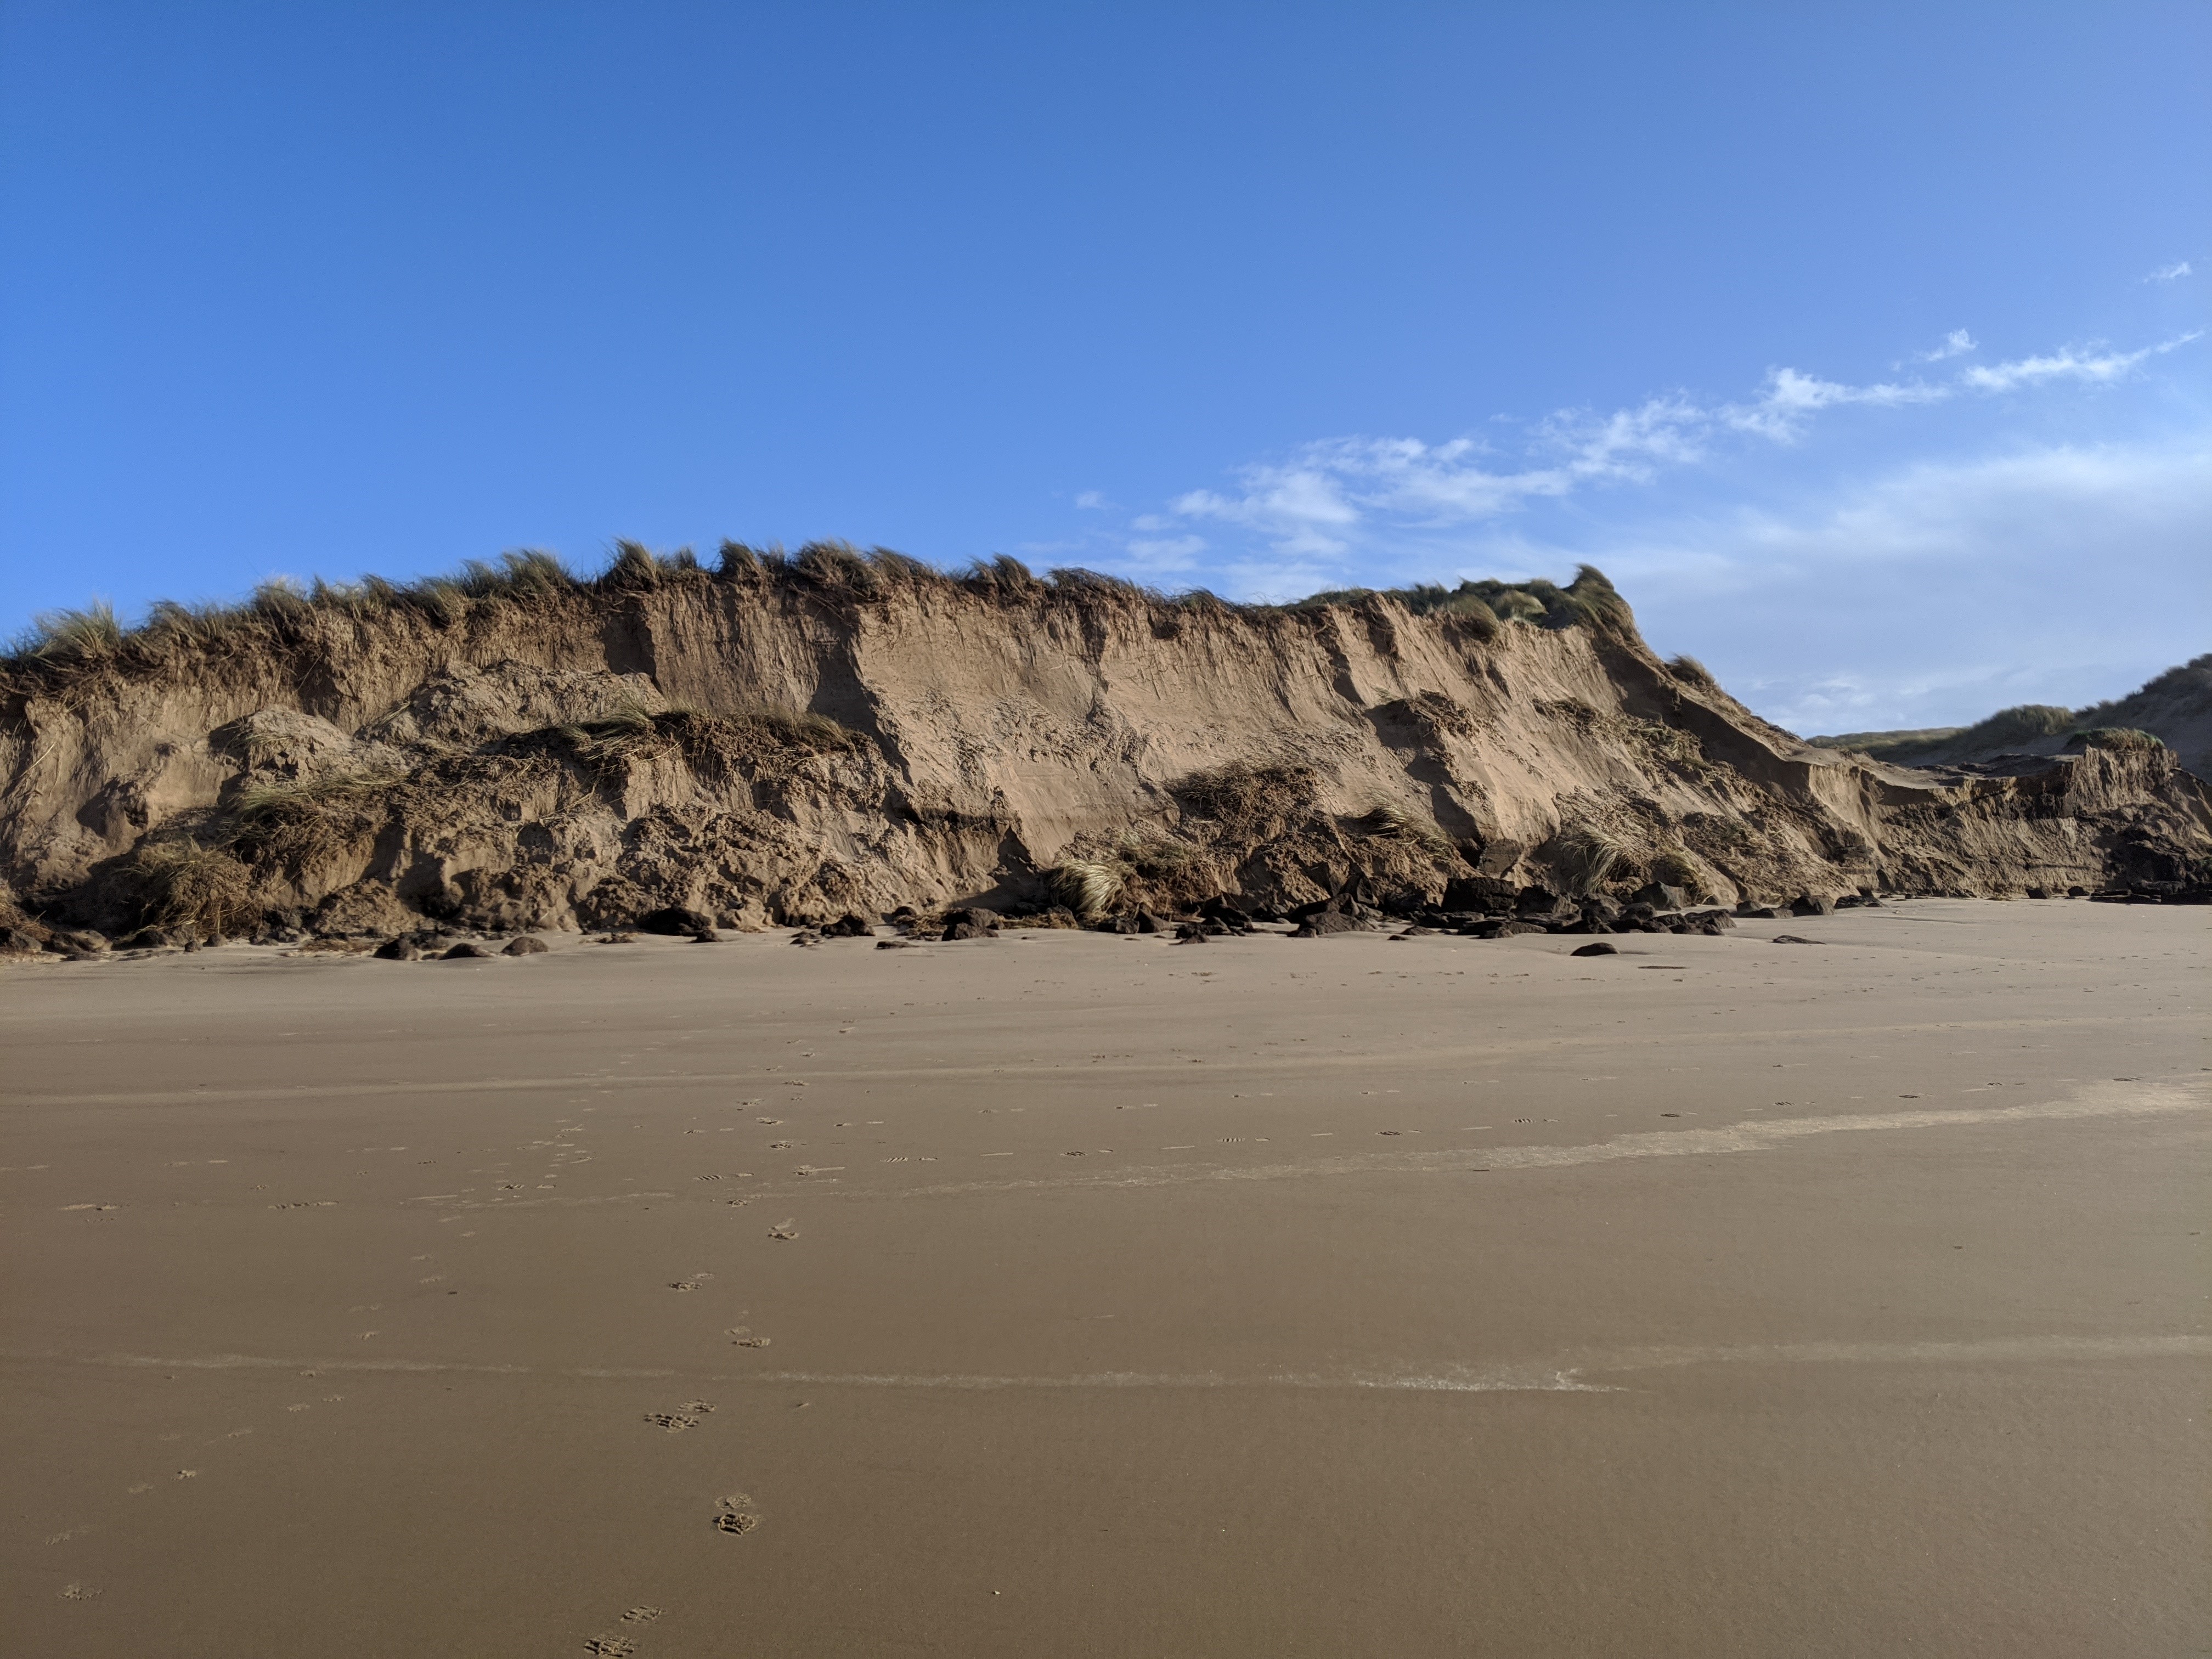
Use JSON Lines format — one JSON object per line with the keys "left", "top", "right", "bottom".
{"left": 713, "top": 1494, "right": 761, "bottom": 1534}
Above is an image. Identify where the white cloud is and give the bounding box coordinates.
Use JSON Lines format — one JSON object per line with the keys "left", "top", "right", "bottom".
{"left": 1914, "top": 328, "right": 1977, "bottom": 362}
{"left": 1122, "top": 533, "right": 1207, "bottom": 574}
{"left": 1594, "top": 438, "right": 2212, "bottom": 730}
{"left": 1074, "top": 490, "right": 1109, "bottom": 510}
{"left": 1957, "top": 333, "right": 2200, "bottom": 393}
{"left": 1155, "top": 329, "right": 2205, "bottom": 568}
{"left": 2148, "top": 261, "right": 2193, "bottom": 283}
{"left": 1720, "top": 367, "right": 1947, "bottom": 440}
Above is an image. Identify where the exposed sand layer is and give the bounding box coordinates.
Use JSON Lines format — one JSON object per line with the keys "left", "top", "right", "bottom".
{"left": 5, "top": 901, "right": 2206, "bottom": 1655}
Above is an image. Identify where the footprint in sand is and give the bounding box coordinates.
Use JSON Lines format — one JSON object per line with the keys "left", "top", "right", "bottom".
{"left": 769, "top": 1220, "right": 798, "bottom": 1240}
{"left": 583, "top": 1638, "right": 636, "bottom": 1656}
{"left": 732, "top": 1335, "right": 771, "bottom": 1348}
{"left": 126, "top": 1483, "right": 153, "bottom": 1496}
{"left": 714, "top": 1494, "right": 761, "bottom": 1534}
{"left": 620, "top": 1606, "right": 663, "bottom": 1624}
{"left": 642, "top": 1413, "right": 701, "bottom": 1434}
{"left": 680, "top": 1400, "right": 717, "bottom": 1414}
{"left": 59, "top": 1582, "right": 101, "bottom": 1601}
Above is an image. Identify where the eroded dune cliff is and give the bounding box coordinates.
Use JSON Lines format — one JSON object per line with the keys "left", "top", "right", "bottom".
{"left": 3, "top": 548, "right": 2207, "bottom": 944}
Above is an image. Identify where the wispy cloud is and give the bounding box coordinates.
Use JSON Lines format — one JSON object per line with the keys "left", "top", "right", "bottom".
{"left": 1147, "top": 330, "right": 2204, "bottom": 573}
{"left": 1957, "top": 334, "right": 2199, "bottom": 393}
{"left": 2148, "top": 260, "right": 2192, "bottom": 283}
{"left": 1600, "top": 438, "right": 2212, "bottom": 731}
{"left": 1912, "top": 328, "right": 1977, "bottom": 362}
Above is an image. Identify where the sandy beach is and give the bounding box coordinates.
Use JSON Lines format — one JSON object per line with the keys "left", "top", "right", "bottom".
{"left": 5, "top": 899, "right": 2205, "bottom": 1656}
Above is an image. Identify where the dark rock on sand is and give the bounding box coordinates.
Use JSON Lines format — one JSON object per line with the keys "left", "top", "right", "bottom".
{"left": 1293, "top": 909, "right": 1368, "bottom": 938}
{"left": 1792, "top": 894, "right": 1837, "bottom": 916}
{"left": 941, "top": 907, "right": 1000, "bottom": 941}
{"left": 820, "top": 913, "right": 874, "bottom": 938}
{"left": 442, "top": 941, "right": 494, "bottom": 959}
{"left": 503, "top": 936, "right": 549, "bottom": 955}
{"left": 639, "top": 906, "right": 715, "bottom": 936}
{"left": 1571, "top": 941, "right": 1619, "bottom": 956}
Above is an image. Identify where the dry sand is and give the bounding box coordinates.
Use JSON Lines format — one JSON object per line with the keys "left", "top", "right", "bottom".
{"left": 4, "top": 900, "right": 2205, "bottom": 1656}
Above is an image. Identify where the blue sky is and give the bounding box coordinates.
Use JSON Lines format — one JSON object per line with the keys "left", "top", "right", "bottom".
{"left": 2, "top": 2, "right": 2205, "bottom": 732}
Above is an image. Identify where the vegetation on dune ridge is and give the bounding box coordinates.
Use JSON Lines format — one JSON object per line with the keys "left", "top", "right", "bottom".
{"left": 3, "top": 540, "right": 1641, "bottom": 684}
{"left": 1813, "top": 657, "right": 2208, "bottom": 764}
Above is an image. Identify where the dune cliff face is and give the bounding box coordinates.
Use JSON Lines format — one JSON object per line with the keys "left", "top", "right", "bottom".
{"left": 3, "top": 558, "right": 2208, "bottom": 942}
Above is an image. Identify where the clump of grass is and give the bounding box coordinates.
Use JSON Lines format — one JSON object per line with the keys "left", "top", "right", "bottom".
{"left": 126, "top": 840, "right": 254, "bottom": 935}
{"left": 142, "top": 598, "right": 251, "bottom": 651}
{"left": 962, "top": 555, "right": 1041, "bottom": 597}
{"left": 1044, "top": 860, "right": 1125, "bottom": 918}
{"left": 13, "top": 601, "right": 123, "bottom": 662}
{"left": 1562, "top": 565, "right": 1635, "bottom": 629}
{"left": 794, "top": 540, "right": 881, "bottom": 594}
{"left": 1175, "top": 762, "right": 1319, "bottom": 838}
{"left": 2067, "top": 726, "right": 2164, "bottom": 752}
{"left": 597, "top": 540, "right": 668, "bottom": 591}
{"left": 1352, "top": 801, "right": 1454, "bottom": 854}
{"left": 229, "top": 771, "right": 403, "bottom": 867}
{"left": 1649, "top": 849, "right": 1707, "bottom": 895}
{"left": 1971, "top": 704, "right": 2076, "bottom": 747}
{"left": 408, "top": 576, "right": 472, "bottom": 627}
{"left": 1115, "top": 833, "right": 1199, "bottom": 879}
{"left": 461, "top": 549, "right": 573, "bottom": 600}
{"left": 550, "top": 698, "right": 679, "bottom": 763}
{"left": 1667, "top": 654, "right": 1718, "bottom": 690}
{"left": 538, "top": 698, "right": 865, "bottom": 768}
{"left": 1547, "top": 825, "right": 1629, "bottom": 896}
{"left": 729, "top": 704, "right": 867, "bottom": 755}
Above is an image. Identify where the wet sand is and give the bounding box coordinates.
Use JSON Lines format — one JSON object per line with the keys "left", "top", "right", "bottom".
{"left": 4, "top": 900, "right": 2206, "bottom": 1656}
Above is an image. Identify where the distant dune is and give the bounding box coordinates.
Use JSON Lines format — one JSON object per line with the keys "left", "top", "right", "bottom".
{"left": 4, "top": 546, "right": 2208, "bottom": 949}
{"left": 1812, "top": 655, "right": 2212, "bottom": 780}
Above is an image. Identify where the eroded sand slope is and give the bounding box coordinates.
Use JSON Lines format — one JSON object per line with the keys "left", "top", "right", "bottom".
{"left": 5, "top": 560, "right": 2207, "bottom": 941}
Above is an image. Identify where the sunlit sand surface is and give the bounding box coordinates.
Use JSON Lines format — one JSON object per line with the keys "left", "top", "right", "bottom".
{"left": 6, "top": 899, "right": 2205, "bottom": 1655}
